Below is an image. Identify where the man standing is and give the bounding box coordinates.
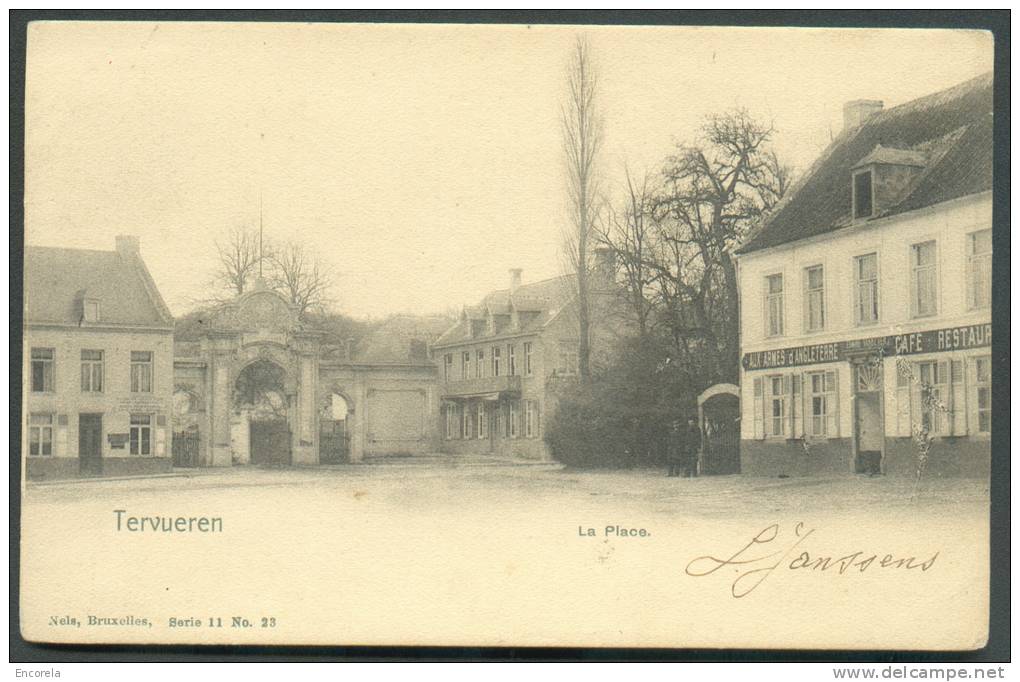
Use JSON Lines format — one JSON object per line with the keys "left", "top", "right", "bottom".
{"left": 683, "top": 417, "right": 702, "bottom": 478}
{"left": 666, "top": 420, "right": 683, "bottom": 477}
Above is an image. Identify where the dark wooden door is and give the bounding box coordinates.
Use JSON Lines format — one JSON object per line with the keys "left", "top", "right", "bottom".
{"left": 250, "top": 419, "right": 291, "bottom": 466}
{"left": 78, "top": 413, "right": 103, "bottom": 476}
{"left": 319, "top": 419, "right": 348, "bottom": 464}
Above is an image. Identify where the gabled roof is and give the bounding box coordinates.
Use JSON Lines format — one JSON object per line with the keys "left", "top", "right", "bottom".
{"left": 25, "top": 245, "right": 174, "bottom": 329}
{"left": 433, "top": 274, "right": 576, "bottom": 347}
{"left": 737, "top": 72, "right": 993, "bottom": 255}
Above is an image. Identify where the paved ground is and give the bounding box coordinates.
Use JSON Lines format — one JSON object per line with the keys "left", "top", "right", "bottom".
{"left": 19, "top": 459, "right": 990, "bottom": 648}
{"left": 24, "top": 457, "right": 989, "bottom": 518}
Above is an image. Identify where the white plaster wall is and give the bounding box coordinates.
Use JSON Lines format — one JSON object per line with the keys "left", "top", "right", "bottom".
{"left": 737, "top": 194, "right": 992, "bottom": 441}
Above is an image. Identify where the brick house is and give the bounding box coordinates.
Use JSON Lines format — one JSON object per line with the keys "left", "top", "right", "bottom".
{"left": 23, "top": 236, "right": 175, "bottom": 480}
{"left": 734, "top": 73, "right": 992, "bottom": 478}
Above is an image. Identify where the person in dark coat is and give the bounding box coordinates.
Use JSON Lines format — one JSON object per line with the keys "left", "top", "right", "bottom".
{"left": 682, "top": 417, "right": 702, "bottom": 478}
{"left": 666, "top": 420, "right": 684, "bottom": 477}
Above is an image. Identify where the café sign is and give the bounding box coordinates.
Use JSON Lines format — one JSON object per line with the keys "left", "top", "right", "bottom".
{"left": 742, "top": 323, "right": 991, "bottom": 371}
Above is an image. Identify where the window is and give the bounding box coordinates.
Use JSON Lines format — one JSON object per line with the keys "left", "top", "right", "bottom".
{"left": 524, "top": 342, "right": 533, "bottom": 376}
{"left": 807, "top": 371, "right": 837, "bottom": 437}
{"left": 966, "top": 229, "right": 992, "bottom": 310}
{"left": 915, "top": 361, "right": 946, "bottom": 434}
{"left": 475, "top": 349, "right": 485, "bottom": 378}
{"left": 461, "top": 352, "right": 471, "bottom": 380}
{"left": 557, "top": 343, "right": 578, "bottom": 376}
{"left": 509, "top": 400, "right": 519, "bottom": 439}
{"left": 30, "top": 348, "right": 54, "bottom": 393}
{"left": 83, "top": 299, "right": 100, "bottom": 323}
{"left": 80, "top": 349, "right": 104, "bottom": 393}
{"left": 853, "top": 170, "right": 873, "bottom": 219}
{"left": 972, "top": 356, "right": 991, "bottom": 434}
{"left": 130, "top": 351, "right": 153, "bottom": 393}
{"left": 803, "top": 265, "right": 825, "bottom": 332}
{"left": 495, "top": 402, "right": 504, "bottom": 439}
{"left": 445, "top": 404, "right": 458, "bottom": 439}
{"left": 492, "top": 347, "right": 502, "bottom": 377}
{"left": 477, "top": 403, "right": 488, "bottom": 439}
{"left": 129, "top": 414, "right": 152, "bottom": 456}
{"left": 524, "top": 400, "right": 538, "bottom": 438}
{"left": 28, "top": 413, "right": 54, "bottom": 456}
{"left": 767, "top": 375, "right": 787, "bottom": 437}
{"left": 462, "top": 404, "right": 473, "bottom": 439}
{"left": 854, "top": 253, "right": 879, "bottom": 325}
{"left": 910, "top": 241, "right": 937, "bottom": 318}
{"left": 765, "top": 274, "right": 784, "bottom": 337}
{"left": 444, "top": 354, "right": 453, "bottom": 381}
{"left": 507, "top": 344, "right": 516, "bottom": 376}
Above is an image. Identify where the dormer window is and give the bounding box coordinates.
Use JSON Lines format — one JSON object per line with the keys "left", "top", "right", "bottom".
{"left": 83, "top": 299, "right": 100, "bottom": 323}
{"left": 853, "top": 169, "right": 874, "bottom": 220}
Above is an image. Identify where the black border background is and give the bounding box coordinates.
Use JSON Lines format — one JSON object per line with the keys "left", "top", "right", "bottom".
{"left": 8, "top": 9, "right": 1010, "bottom": 663}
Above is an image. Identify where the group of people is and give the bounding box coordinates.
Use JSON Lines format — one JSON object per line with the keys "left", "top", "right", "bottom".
{"left": 666, "top": 417, "right": 702, "bottom": 478}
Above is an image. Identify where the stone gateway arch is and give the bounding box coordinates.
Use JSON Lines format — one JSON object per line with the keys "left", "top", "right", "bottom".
{"left": 172, "top": 281, "right": 439, "bottom": 466}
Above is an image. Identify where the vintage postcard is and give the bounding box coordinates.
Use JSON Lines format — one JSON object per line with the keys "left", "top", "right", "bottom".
{"left": 18, "top": 21, "right": 995, "bottom": 650}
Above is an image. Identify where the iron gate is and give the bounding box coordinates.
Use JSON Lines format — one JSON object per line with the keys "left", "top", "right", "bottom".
{"left": 319, "top": 419, "right": 349, "bottom": 464}
{"left": 250, "top": 419, "right": 292, "bottom": 466}
{"left": 172, "top": 430, "right": 201, "bottom": 468}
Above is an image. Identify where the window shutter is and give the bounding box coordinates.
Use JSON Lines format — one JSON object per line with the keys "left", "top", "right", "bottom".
{"left": 950, "top": 359, "right": 966, "bottom": 435}
{"left": 753, "top": 377, "right": 764, "bottom": 440}
{"left": 896, "top": 366, "right": 911, "bottom": 437}
{"left": 937, "top": 360, "right": 951, "bottom": 436}
{"left": 782, "top": 375, "right": 791, "bottom": 436}
{"left": 825, "top": 370, "right": 839, "bottom": 438}
{"left": 792, "top": 374, "right": 803, "bottom": 438}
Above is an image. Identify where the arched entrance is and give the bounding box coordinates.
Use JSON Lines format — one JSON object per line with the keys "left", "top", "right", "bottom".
{"left": 319, "top": 391, "right": 351, "bottom": 464}
{"left": 233, "top": 359, "right": 291, "bottom": 466}
{"left": 697, "top": 383, "right": 741, "bottom": 475}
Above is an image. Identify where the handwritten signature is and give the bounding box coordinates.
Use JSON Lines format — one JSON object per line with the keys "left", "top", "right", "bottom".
{"left": 685, "top": 523, "right": 939, "bottom": 598}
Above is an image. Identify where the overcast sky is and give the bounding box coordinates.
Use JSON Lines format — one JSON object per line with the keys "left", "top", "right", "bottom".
{"left": 24, "top": 22, "right": 992, "bottom": 319}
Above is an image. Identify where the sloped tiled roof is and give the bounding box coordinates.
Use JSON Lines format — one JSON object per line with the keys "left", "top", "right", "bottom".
{"left": 737, "top": 72, "right": 993, "bottom": 254}
{"left": 355, "top": 314, "right": 454, "bottom": 365}
{"left": 25, "top": 246, "right": 174, "bottom": 328}
{"left": 433, "top": 274, "right": 576, "bottom": 347}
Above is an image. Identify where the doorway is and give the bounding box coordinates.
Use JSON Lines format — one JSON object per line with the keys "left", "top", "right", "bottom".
{"left": 853, "top": 362, "right": 884, "bottom": 475}
{"left": 78, "top": 413, "right": 103, "bottom": 476}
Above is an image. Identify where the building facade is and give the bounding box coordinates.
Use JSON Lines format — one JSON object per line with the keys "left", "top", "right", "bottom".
{"left": 431, "top": 254, "right": 620, "bottom": 461}
{"left": 735, "top": 74, "right": 993, "bottom": 478}
{"left": 23, "top": 237, "right": 176, "bottom": 480}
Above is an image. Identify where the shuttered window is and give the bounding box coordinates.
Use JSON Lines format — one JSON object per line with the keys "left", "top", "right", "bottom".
{"left": 752, "top": 378, "right": 764, "bottom": 440}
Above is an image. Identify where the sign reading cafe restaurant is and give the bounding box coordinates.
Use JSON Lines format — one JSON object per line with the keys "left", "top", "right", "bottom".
{"left": 741, "top": 323, "right": 992, "bottom": 371}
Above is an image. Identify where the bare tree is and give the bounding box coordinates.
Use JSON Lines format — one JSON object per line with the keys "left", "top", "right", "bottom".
{"left": 649, "top": 108, "right": 793, "bottom": 382}
{"left": 561, "top": 36, "right": 603, "bottom": 381}
{"left": 265, "top": 240, "right": 336, "bottom": 316}
{"left": 595, "top": 167, "right": 657, "bottom": 338}
{"left": 213, "top": 225, "right": 262, "bottom": 297}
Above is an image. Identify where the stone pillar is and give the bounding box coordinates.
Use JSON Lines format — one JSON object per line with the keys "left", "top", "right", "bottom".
{"left": 348, "top": 380, "right": 366, "bottom": 463}
{"left": 209, "top": 354, "right": 233, "bottom": 467}
{"left": 291, "top": 353, "right": 318, "bottom": 465}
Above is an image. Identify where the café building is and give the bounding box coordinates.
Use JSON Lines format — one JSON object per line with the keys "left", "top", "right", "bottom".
{"left": 734, "top": 74, "right": 992, "bottom": 477}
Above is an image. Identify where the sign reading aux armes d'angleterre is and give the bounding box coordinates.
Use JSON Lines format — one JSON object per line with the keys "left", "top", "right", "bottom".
{"left": 741, "top": 323, "right": 992, "bottom": 371}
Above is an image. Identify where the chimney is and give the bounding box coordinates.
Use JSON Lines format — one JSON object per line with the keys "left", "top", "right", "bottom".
{"left": 509, "top": 268, "right": 523, "bottom": 298}
{"left": 843, "top": 99, "right": 883, "bottom": 131}
{"left": 593, "top": 246, "right": 616, "bottom": 285}
{"left": 115, "top": 235, "right": 140, "bottom": 259}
